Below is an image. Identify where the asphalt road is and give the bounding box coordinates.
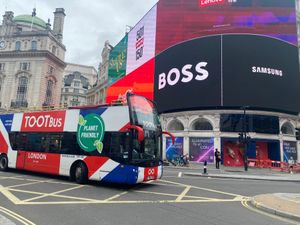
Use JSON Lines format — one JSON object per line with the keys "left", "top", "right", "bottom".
{"left": 0, "top": 167, "right": 299, "bottom": 225}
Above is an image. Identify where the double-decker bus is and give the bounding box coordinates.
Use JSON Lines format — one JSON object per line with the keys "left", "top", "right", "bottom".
{"left": 0, "top": 93, "right": 173, "bottom": 184}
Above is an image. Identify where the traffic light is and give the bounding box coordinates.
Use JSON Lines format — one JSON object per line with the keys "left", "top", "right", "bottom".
{"left": 238, "top": 132, "right": 244, "bottom": 143}
{"left": 296, "top": 128, "right": 300, "bottom": 140}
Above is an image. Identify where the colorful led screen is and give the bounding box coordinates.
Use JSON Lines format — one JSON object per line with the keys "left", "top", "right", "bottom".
{"left": 156, "top": 0, "right": 297, "bottom": 54}
{"left": 189, "top": 137, "right": 214, "bottom": 163}
{"left": 108, "top": 35, "right": 128, "bottom": 86}
{"left": 126, "top": 5, "right": 157, "bottom": 75}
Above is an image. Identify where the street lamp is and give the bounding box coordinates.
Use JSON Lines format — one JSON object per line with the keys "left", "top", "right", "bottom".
{"left": 241, "top": 106, "right": 250, "bottom": 171}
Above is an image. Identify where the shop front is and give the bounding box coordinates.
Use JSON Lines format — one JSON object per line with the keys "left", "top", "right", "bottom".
{"left": 222, "top": 138, "right": 281, "bottom": 167}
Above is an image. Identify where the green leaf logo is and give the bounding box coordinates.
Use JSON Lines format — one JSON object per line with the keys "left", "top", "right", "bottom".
{"left": 77, "top": 114, "right": 105, "bottom": 152}
{"left": 78, "top": 115, "right": 86, "bottom": 126}
{"left": 94, "top": 140, "right": 103, "bottom": 154}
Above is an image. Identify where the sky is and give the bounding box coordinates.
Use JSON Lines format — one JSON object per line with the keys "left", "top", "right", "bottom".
{"left": 1, "top": 0, "right": 158, "bottom": 69}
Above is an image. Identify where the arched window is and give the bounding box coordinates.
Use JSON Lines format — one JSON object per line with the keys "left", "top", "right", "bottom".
{"left": 281, "top": 122, "right": 294, "bottom": 135}
{"left": 31, "top": 41, "right": 37, "bottom": 50}
{"left": 16, "top": 76, "right": 28, "bottom": 102}
{"left": 52, "top": 46, "right": 56, "bottom": 54}
{"left": 44, "top": 80, "right": 54, "bottom": 106}
{"left": 167, "top": 119, "right": 184, "bottom": 131}
{"left": 15, "top": 41, "right": 21, "bottom": 51}
{"left": 191, "top": 118, "right": 213, "bottom": 131}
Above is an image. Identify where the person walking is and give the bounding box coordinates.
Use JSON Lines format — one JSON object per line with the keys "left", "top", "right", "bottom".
{"left": 288, "top": 156, "right": 295, "bottom": 174}
{"left": 215, "top": 148, "right": 221, "bottom": 169}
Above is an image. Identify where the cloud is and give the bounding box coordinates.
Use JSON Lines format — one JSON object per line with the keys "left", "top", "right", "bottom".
{"left": 0, "top": 0, "right": 158, "bottom": 68}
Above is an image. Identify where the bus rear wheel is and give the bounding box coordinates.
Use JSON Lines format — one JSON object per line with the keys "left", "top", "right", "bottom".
{"left": 0, "top": 155, "right": 8, "bottom": 171}
{"left": 74, "top": 162, "right": 88, "bottom": 184}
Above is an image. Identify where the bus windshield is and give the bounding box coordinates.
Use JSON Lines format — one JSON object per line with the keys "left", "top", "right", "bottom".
{"left": 127, "top": 94, "right": 162, "bottom": 165}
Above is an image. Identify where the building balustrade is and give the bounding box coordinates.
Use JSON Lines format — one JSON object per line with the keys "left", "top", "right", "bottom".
{"left": 10, "top": 100, "right": 28, "bottom": 108}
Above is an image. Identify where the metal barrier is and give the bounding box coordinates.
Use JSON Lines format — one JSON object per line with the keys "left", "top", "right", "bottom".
{"left": 248, "top": 159, "right": 287, "bottom": 170}
{"left": 247, "top": 158, "right": 300, "bottom": 173}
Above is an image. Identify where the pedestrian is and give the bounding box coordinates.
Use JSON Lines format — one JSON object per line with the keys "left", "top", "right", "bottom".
{"left": 215, "top": 148, "right": 221, "bottom": 169}
{"left": 288, "top": 156, "right": 295, "bottom": 174}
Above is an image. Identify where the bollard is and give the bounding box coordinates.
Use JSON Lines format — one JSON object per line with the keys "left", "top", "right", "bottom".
{"left": 203, "top": 160, "right": 207, "bottom": 174}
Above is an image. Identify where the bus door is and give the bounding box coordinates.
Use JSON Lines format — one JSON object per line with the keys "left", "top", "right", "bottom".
{"left": 16, "top": 150, "right": 26, "bottom": 169}
{"left": 23, "top": 134, "right": 61, "bottom": 175}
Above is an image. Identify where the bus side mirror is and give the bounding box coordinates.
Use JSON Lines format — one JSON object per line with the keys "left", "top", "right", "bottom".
{"left": 162, "top": 131, "right": 175, "bottom": 145}
{"left": 127, "top": 125, "right": 145, "bottom": 142}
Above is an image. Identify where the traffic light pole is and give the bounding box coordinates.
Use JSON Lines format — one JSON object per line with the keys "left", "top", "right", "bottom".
{"left": 242, "top": 106, "right": 248, "bottom": 172}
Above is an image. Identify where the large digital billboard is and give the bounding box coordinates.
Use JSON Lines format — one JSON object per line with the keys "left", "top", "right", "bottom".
{"left": 126, "top": 5, "right": 157, "bottom": 75}
{"left": 154, "top": 35, "right": 222, "bottom": 112}
{"left": 107, "top": 0, "right": 299, "bottom": 115}
{"left": 222, "top": 34, "right": 300, "bottom": 112}
{"left": 108, "top": 35, "right": 128, "bottom": 86}
{"left": 156, "top": 0, "right": 297, "bottom": 54}
{"left": 106, "top": 58, "right": 154, "bottom": 104}
{"left": 154, "top": 34, "right": 300, "bottom": 113}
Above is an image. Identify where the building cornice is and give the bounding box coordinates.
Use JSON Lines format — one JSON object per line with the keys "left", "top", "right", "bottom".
{"left": 1, "top": 30, "right": 66, "bottom": 50}
{"left": 0, "top": 50, "right": 66, "bottom": 68}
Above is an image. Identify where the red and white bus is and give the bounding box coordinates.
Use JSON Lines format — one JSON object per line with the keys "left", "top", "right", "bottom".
{"left": 0, "top": 93, "right": 173, "bottom": 184}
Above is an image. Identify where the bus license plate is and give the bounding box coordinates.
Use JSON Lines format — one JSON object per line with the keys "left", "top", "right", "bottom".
{"left": 147, "top": 176, "right": 154, "bottom": 180}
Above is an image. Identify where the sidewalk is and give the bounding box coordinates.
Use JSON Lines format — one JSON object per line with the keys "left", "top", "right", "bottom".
{"left": 165, "top": 162, "right": 300, "bottom": 221}
{"left": 168, "top": 161, "right": 300, "bottom": 182}
{"left": 251, "top": 193, "right": 300, "bottom": 222}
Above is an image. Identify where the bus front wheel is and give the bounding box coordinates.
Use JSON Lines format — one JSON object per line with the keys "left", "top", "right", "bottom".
{"left": 74, "top": 162, "right": 88, "bottom": 184}
{"left": 0, "top": 154, "right": 8, "bottom": 171}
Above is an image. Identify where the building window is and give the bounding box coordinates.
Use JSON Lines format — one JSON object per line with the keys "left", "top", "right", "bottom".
{"left": 44, "top": 80, "right": 54, "bottom": 106}
{"left": 281, "top": 122, "right": 294, "bottom": 135}
{"left": 74, "top": 88, "right": 79, "bottom": 94}
{"left": 0, "top": 63, "right": 5, "bottom": 71}
{"left": 31, "top": 41, "right": 37, "bottom": 50}
{"left": 52, "top": 46, "right": 56, "bottom": 54}
{"left": 0, "top": 78, "right": 2, "bottom": 93}
{"left": 191, "top": 119, "right": 213, "bottom": 131}
{"left": 74, "top": 81, "right": 80, "bottom": 87}
{"left": 65, "top": 88, "right": 68, "bottom": 92}
{"left": 48, "top": 65, "right": 54, "bottom": 74}
{"left": 15, "top": 41, "right": 21, "bottom": 51}
{"left": 16, "top": 76, "right": 28, "bottom": 102}
{"left": 167, "top": 120, "right": 184, "bottom": 131}
{"left": 20, "top": 62, "right": 30, "bottom": 71}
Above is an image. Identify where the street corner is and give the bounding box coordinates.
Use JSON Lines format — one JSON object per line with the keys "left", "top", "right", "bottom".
{"left": 250, "top": 194, "right": 300, "bottom": 222}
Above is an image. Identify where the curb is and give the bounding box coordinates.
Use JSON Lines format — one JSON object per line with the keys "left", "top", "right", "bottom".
{"left": 182, "top": 172, "right": 300, "bottom": 182}
{"left": 250, "top": 198, "right": 300, "bottom": 222}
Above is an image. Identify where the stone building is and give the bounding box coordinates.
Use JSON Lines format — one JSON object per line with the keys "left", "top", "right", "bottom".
{"left": 0, "top": 8, "right": 66, "bottom": 110}
{"left": 61, "top": 63, "right": 97, "bottom": 107}
{"left": 86, "top": 41, "right": 112, "bottom": 105}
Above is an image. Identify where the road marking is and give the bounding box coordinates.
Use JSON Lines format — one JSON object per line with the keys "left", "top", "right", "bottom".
{"left": 103, "top": 192, "right": 128, "bottom": 202}
{"left": 0, "top": 185, "right": 22, "bottom": 205}
{"left": 6, "top": 180, "right": 50, "bottom": 189}
{"left": 0, "top": 176, "right": 24, "bottom": 180}
{"left": 8, "top": 188, "right": 100, "bottom": 202}
{"left": 241, "top": 199, "right": 299, "bottom": 225}
{"left": 23, "top": 185, "right": 85, "bottom": 202}
{"left": 0, "top": 174, "right": 250, "bottom": 205}
{"left": 13, "top": 198, "right": 244, "bottom": 205}
{"left": 160, "top": 179, "right": 242, "bottom": 198}
{"left": 176, "top": 185, "right": 191, "bottom": 201}
{"left": 178, "top": 172, "right": 182, "bottom": 177}
{"left": 0, "top": 174, "right": 76, "bottom": 186}
{"left": 0, "top": 206, "right": 36, "bottom": 225}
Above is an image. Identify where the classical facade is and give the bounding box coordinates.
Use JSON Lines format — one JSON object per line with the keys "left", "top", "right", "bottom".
{"left": 64, "top": 63, "right": 97, "bottom": 85}
{"left": 160, "top": 110, "right": 300, "bottom": 164}
{"left": 0, "top": 9, "right": 66, "bottom": 110}
{"left": 86, "top": 41, "right": 111, "bottom": 105}
{"left": 61, "top": 63, "right": 97, "bottom": 107}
